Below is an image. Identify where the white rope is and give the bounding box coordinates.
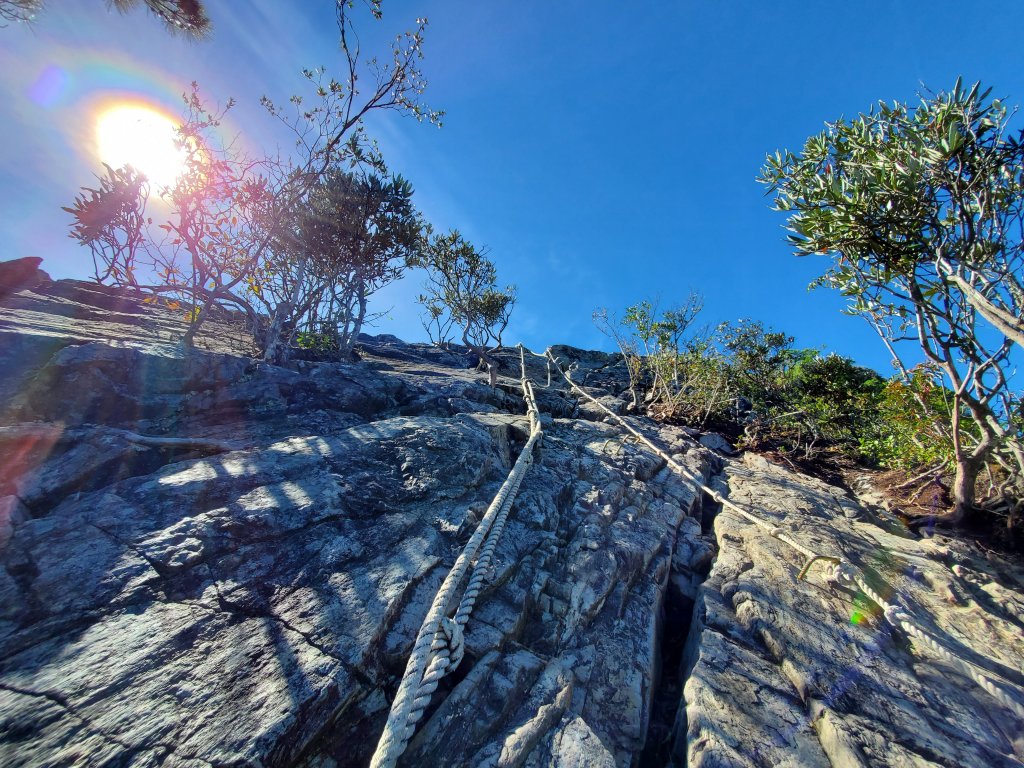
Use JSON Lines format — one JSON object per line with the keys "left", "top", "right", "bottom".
{"left": 544, "top": 347, "right": 1024, "bottom": 721}
{"left": 369, "top": 348, "right": 544, "bottom": 768}
{"left": 828, "top": 561, "right": 1024, "bottom": 719}
{"left": 542, "top": 350, "right": 821, "bottom": 563}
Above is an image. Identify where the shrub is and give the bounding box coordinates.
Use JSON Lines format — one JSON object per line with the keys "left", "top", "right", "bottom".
{"left": 415, "top": 230, "right": 515, "bottom": 373}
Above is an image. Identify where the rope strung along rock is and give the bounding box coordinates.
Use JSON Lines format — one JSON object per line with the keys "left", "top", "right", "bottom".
{"left": 369, "top": 347, "right": 544, "bottom": 768}
{"left": 542, "top": 347, "right": 1024, "bottom": 721}
{"left": 541, "top": 349, "right": 823, "bottom": 566}
{"left": 828, "top": 561, "right": 1024, "bottom": 720}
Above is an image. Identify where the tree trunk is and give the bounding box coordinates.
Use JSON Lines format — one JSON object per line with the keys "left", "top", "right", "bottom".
{"left": 182, "top": 297, "right": 213, "bottom": 348}
{"left": 949, "top": 457, "right": 980, "bottom": 525}
{"left": 337, "top": 282, "right": 367, "bottom": 359}
{"left": 349, "top": 284, "right": 368, "bottom": 354}
{"left": 262, "top": 298, "right": 293, "bottom": 363}
{"left": 263, "top": 255, "right": 308, "bottom": 363}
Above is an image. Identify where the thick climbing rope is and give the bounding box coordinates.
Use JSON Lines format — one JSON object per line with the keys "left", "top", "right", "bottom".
{"left": 829, "top": 561, "right": 1024, "bottom": 719}
{"left": 538, "top": 350, "right": 821, "bottom": 564}
{"left": 369, "top": 347, "right": 544, "bottom": 768}
{"left": 541, "top": 348, "right": 1024, "bottom": 721}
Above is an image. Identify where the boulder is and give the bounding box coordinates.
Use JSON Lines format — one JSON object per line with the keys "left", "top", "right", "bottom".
{"left": 676, "top": 453, "right": 1024, "bottom": 767}
{"left": 697, "top": 432, "right": 736, "bottom": 456}
{"left": 0, "top": 257, "right": 49, "bottom": 301}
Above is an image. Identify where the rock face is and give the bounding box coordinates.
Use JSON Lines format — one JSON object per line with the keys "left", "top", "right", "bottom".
{"left": 0, "top": 258, "right": 49, "bottom": 301}
{"left": 680, "top": 455, "right": 1024, "bottom": 768}
{"left": 0, "top": 275, "right": 1022, "bottom": 767}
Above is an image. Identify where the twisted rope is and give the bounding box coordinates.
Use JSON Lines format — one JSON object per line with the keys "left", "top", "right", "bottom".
{"left": 543, "top": 347, "right": 1024, "bottom": 721}
{"left": 828, "top": 562, "right": 1024, "bottom": 719}
{"left": 369, "top": 348, "right": 544, "bottom": 768}
{"left": 542, "top": 350, "right": 822, "bottom": 565}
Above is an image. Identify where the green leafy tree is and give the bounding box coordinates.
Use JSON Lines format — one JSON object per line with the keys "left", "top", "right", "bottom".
{"left": 258, "top": 168, "right": 424, "bottom": 360}
{"left": 595, "top": 294, "right": 712, "bottom": 419}
{"left": 597, "top": 300, "right": 888, "bottom": 460}
{"left": 717, "top": 319, "right": 796, "bottom": 415}
{"left": 416, "top": 230, "right": 515, "bottom": 381}
{"left": 760, "top": 79, "right": 1024, "bottom": 523}
{"left": 64, "top": 4, "right": 441, "bottom": 355}
{"left": 858, "top": 365, "right": 957, "bottom": 471}
{"left": 63, "top": 164, "right": 149, "bottom": 288}
{"left": 714, "top": 320, "right": 822, "bottom": 452}
{"left": 786, "top": 353, "right": 885, "bottom": 456}
{"left": 623, "top": 295, "right": 704, "bottom": 402}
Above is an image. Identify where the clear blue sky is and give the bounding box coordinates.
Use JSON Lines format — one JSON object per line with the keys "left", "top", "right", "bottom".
{"left": 2, "top": 1, "right": 1023, "bottom": 373}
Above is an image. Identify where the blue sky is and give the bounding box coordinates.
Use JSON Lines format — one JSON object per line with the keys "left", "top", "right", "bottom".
{"left": 2, "top": 1, "right": 1023, "bottom": 373}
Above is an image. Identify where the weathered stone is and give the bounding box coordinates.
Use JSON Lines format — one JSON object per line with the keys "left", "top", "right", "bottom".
{"left": 0, "top": 257, "right": 49, "bottom": 300}
{"left": 1, "top": 277, "right": 1022, "bottom": 768}
{"left": 697, "top": 432, "right": 736, "bottom": 456}
{"left": 675, "top": 453, "right": 1024, "bottom": 768}
{"left": 0, "top": 496, "right": 27, "bottom": 548}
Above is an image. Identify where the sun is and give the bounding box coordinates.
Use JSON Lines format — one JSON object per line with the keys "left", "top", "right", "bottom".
{"left": 95, "top": 104, "right": 186, "bottom": 190}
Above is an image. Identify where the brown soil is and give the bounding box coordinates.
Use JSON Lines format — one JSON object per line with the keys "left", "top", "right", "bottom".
{"left": 746, "top": 447, "right": 1023, "bottom": 558}
{"left": 848, "top": 465, "right": 1022, "bottom": 557}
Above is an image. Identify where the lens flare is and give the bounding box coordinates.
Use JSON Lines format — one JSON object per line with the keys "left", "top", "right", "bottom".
{"left": 95, "top": 104, "right": 185, "bottom": 190}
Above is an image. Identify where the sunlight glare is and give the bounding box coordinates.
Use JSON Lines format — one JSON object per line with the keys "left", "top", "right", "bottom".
{"left": 95, "top": 104, "right": 186, "bottom": 190}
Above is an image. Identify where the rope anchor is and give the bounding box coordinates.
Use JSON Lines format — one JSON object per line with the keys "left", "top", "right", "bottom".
{"left": 797, "top": 554, "right": 840, "bottom": 582}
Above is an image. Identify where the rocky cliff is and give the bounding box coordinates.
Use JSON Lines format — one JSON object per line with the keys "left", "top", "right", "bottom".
{"left": 0, "top": 278, "right": 1021, "bottom": 767}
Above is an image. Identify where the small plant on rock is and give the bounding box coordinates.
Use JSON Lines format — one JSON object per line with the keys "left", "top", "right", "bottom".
{"left": 415, "top": 229, "right": 515, "bottom": 382}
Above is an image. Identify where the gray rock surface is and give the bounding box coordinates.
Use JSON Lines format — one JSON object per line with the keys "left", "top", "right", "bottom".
{"left": 678, "top": 453, "right": 1024, "bottom": 768}
{"left": 696, "top": 432, "right": 736, "bottom": 456}
{"left": 0, "top": 257, "right": 49, "bottom": 300}
{"left": 1, "top": 275, "right": 1022, "bottom": 767}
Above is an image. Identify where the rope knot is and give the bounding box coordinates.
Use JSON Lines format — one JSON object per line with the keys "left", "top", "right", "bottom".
{"left": 828, "top": 560, "right": 860, "bottom": 589}
{"left": 440, "top": 617, "right": 465, "bottom": 671}
{"left": 883, "top": 602, "right": 913, "bottom": 628}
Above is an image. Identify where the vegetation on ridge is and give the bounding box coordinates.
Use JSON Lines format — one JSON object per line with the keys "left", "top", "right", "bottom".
{"left": 761, "top": 78, "right": 1024, "bottom": 531}
{"left": 595, "top": 300, "right": 885, "bottom": 459}
{"left": 600, "top": 81, "right": 1024, "bottom": 541}
{"left": 61, "top": 3, "right": 515, "bottom": 370}
{"left": 415, "top": 229, "right": 516, "bottom": 373}
{"left": 47, "top": 0, "right": 1024, "bottom": 544}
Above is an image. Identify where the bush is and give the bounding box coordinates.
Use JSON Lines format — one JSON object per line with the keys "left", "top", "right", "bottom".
{"left": 415, "top": 230, "right": 515, "bottom": 371}
{"left": 858, "top": 367, "right": 955, "bottom": 470}
{"left": 598, "top": 302, "right": 888, "bottom": 459}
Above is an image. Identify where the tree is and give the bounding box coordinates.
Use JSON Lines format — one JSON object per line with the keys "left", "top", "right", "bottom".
{"left": 760, "top": 79, "right": 1024, "bottom": 523}
{"left": 858, "top": 364, "right": 958, "bottom": 473}
{"left": 595, "top": 298, "right": 889, "bottom": 459}
{"left": 258, "top": 168, "right": 424, "bottom": 360}
{"left": 133, "top": 85, "right": 280, "bottom": 347}
{"left": 1, "top": 0, "right": 210, "bottom": 37}
{"left": 624, "top": 295, "right": 704, "bottom": 401}
{"left": 717, "top": 319, "right": 795, "bottom": 415}
{"left": 64, "top": 3, "right": 441, "bottom": 356}
{"left": 63, "top": 164, "right": 149, "bottom": 288}
{"left": 786, "top": 352, "right": 885, "bottom": 457}
{"left": 0, "top": 1, "right": 38, "bottom": 26}
{"left": 592, "top": 306, "right": 646, "bottom": 411}
{"left": 594, "top": 294, "right": 710, "bottom": 418}
{"left": 113, "top": 0, "right": 210, "bottom": 36}
{"left": 416, "top": 230, "right": 515, "bottom": 382}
